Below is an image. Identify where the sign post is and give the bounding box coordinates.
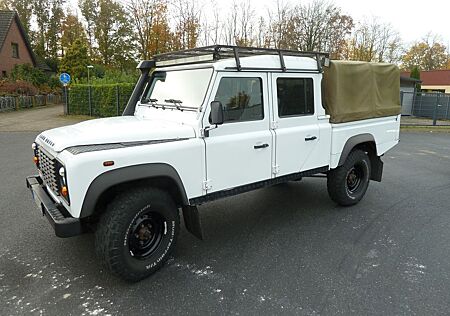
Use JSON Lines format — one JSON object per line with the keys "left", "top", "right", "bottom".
{"left": 59, "top": 73, "right": 71, "bottom": 115}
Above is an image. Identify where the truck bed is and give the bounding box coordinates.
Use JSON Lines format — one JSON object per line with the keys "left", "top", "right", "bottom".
{"left": 329, "top": 115, "right": 401, "bottom": 168}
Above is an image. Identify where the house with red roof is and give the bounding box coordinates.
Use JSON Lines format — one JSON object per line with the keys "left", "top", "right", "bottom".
{"left": 402, "top": 70, "right": 450, "bottom": 93}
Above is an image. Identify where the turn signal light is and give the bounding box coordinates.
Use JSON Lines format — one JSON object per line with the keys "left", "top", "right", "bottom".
{"left": 61, "top": 186, "right": 68, "bottom": 197}
{"left": 33, "top": 156, "right": 39, "bottom": 164}
{"left": 103, "top": 161, "right": 114, "bottom": 167}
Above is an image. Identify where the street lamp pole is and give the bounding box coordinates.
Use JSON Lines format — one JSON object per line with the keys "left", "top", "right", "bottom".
{"left": 87, "top": 65, "right": 94, "bottom": 85}
{"left": 87, "top": 65, "right": 94, "bottom": 116}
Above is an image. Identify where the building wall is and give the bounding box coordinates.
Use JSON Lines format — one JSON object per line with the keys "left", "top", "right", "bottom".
{"left": 421, "top": 85, "right": 450, "bottom": 93}
{"left": 0, "top": 18, "right": 34, "bottom": 77}
{"left": 400, "top": 86, "right": 415, "bottom": 115}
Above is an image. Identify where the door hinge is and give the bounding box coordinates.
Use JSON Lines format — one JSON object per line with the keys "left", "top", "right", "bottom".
{"left": 202, "top": 179, "right": 212, "bottom": 192}
{"left": 272, "top": 165, "right": 280, "bottom": 175}
{"left": 270, "top": 121, "right": 278, "bottom": 129}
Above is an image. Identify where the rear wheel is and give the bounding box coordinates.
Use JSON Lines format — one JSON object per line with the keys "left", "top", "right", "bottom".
{"left": 327, "top": 149, "right": 371, "bottom": 206}
{"left": 95, "top": 187, "right": 179, "bottom": 282}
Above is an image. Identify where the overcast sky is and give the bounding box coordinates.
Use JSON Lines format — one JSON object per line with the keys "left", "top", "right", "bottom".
{"left": 249, "top": 0, "right": 450, "bottom": 47}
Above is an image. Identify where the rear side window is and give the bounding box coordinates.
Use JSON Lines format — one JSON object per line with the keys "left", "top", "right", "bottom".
{"left": 277, "top": 78, "right": 314, "bottom": 117}
{"left": 213, "top": 77, "right": 264, "bottom": 123}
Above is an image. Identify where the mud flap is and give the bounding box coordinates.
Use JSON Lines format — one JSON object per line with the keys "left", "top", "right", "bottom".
{"left": 182, "top": 206, "right": 203, "bottom": 240}
{"left": 370, "top": 156, "right": 384, "bottom": 182}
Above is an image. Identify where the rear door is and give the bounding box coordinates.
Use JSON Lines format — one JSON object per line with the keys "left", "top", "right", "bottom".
{"left": 203, "top": 72, "right": 273, "bottom": 193}
{"left": 271, "top": 74, "right": 322, "bottom": 176}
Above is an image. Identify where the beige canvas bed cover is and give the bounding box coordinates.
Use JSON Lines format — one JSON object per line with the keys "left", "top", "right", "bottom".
{"left": 322, "top": 60, "right": 401, "bottom": 123}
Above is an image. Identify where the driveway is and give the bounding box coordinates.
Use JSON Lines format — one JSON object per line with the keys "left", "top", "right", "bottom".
{"left": 0, "top": 120, "right": 450, "bottom": 315}
{"left": 0, "top": 104, "right": 87, "bottom": 132}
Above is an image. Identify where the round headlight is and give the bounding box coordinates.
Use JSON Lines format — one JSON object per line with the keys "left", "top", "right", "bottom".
{"left": 32, "top": 142, "right": 37, "bottom": 150}
{"left": 59, "top": 167, "right": 65, "bottom": 177}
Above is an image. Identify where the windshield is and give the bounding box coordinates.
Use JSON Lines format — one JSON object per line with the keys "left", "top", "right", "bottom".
{"left": 141, "top": 68, "right": 213, "bottom": 110}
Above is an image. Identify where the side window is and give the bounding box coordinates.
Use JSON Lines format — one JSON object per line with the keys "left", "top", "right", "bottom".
{"left": 11, "top": 43, "right": 19, "bottom": 58}
{"left": 277, "top": 78, "right": 314, "bottom": 117}
{"left": 213, "top": 77, "right": 264, "bottom": 123}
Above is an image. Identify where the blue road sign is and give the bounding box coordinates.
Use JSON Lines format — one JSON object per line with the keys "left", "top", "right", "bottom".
{"left": 59, "top": 73, "right": 71, "bottom": 85}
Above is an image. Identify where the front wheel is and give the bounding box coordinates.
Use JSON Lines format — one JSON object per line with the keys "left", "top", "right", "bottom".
{"left": 327, "top": 149, "right": 371, "bottom": 206}
{"left": 95, "top": 187, "right": 179, "bottom": 282}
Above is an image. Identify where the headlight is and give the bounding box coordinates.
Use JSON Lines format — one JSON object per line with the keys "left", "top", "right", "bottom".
{"left": 59, "top": 167, "right": 66, "bottom": 178}
{"left": 57, "top": 164, "right": 69, "bottom": 203}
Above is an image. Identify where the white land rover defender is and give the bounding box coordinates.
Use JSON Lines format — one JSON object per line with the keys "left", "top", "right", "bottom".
{"left": 27, "top": 46, "right": 401, "bottom": 281}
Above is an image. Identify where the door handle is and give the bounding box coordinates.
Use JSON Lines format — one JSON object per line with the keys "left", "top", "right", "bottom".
{"left": 254, "top": 143, "right": 269, "bottom": 149}
{"left": 305, "top": 136, "right": 317, "bottom": 141}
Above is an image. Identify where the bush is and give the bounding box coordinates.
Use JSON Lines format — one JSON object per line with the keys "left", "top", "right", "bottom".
{"left": 68, "top": 83, "right": 134, "bottom": 117}
{"left": 10, "top": 64, "right": 48, "bottom": 86}
{"left": 4, "top": 64, "right": 62, "bottom": 95}
{"left": 0, "top": 80, "right": 38, "bottom": 95}
{"left": 75, "top": 68, "right": 138, "bottom": 85}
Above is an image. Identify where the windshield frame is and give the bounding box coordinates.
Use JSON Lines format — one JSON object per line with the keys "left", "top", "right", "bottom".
{"left": 139, "top": 66, "right": 214, "bottom": 111}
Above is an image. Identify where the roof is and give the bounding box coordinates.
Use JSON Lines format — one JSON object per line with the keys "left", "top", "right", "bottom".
{"left": 0, "top": 10, "right": 37, "bottom": 66}
{"left": 401, "top": 70, "right": 450, "bottom": 86}
{"left": 34, "top": 54, "right": 52, "bottom": 72}
{"left": 400, "top": 76, "right": 421, "bottom": 83}
{"left": 0, "top": 10, "right": 15, "bottom": 51}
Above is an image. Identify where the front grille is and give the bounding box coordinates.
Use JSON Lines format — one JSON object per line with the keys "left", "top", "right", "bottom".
{"left": 38, "top": 148, "right": 60, "bottom": 195}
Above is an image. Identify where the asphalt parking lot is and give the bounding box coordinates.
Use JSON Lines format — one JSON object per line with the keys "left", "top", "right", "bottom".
{"left": 1, "top": 129, "right": 450, "bottom": 315}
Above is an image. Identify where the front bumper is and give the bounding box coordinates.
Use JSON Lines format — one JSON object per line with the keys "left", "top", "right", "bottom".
{"left": 26, "top": 175, "right": 82, "bottom": 238}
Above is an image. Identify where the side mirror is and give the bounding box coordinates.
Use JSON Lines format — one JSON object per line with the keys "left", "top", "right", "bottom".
{"left": 210, "top": 101, "right": 224, "bottom": 125}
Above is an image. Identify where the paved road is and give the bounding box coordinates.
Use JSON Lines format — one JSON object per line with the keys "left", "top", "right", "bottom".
{"left": 0, "top": 131, "right": 449, "bottom": 315}
{"left": 0, "top": 105, "right": 87, "bottom": 132}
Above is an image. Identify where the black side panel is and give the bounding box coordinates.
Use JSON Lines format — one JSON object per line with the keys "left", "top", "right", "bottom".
{"left": 338, "top": 133, "right": 376, "bottom": 166}
{"left": 190, "top": 166, "right": 329, "bottom": 205}
{"left": 79, "top": 163, "right": 188, "bottom": 218}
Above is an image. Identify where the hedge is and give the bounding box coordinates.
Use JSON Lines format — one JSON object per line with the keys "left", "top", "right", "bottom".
{"left": 68, "top": 83, "right": 134, "bottom": 117}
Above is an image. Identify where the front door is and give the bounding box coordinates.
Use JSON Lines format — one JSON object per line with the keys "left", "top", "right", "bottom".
{"left": 203, "top": 72, "right": 273, "bottom": 193}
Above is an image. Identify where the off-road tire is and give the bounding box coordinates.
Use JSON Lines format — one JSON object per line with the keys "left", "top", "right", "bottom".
{"left": 95, "top": 187, "right": 179, "bottom": 282}
{"left": 327, "top": 149, "right": 371, "bottom": 206}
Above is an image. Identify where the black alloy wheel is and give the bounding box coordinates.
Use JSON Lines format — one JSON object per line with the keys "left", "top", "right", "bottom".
{"left": 128, "top": 212, "right": 165, "bottom": 259}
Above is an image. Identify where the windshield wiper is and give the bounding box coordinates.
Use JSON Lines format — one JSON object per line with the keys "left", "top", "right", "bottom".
{"left": 141, "top": 98, "right": 196, "bottom": 112}
{"left": 164, "top": 99, "right": 183, "bottom": 110}
{"left": 141, "top": 98, "right": 158, "bottom": 106}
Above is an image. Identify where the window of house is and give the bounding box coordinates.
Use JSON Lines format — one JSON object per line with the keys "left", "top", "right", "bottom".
{"left": 277, "top": 78, "right": 314, "bottom": 117}
{"left": 213, "top": 77, "right": 264, "bottom": 123}
{"left": 1, "top": 71, "right": 6, "bottom": 77}
{"left": 11, "top": 43, "right": 19, "bottom": 58}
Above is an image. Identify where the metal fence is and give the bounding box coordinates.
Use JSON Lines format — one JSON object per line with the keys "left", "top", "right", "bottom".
{"left": 401, "top": 91, "right": 450, "bottom": 126}
{"left": 0, "top": 94, "right": 62, "bottom": 112}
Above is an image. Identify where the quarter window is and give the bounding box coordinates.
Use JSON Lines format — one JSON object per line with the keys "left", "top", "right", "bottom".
{"left": 213, "top": 77, "right": 264, "bottom": 123}
{"left": 277, "top": 78, "right": 314, "bottom": 117}
{"left": 11, "top": 43, "right": 19, "bottom": 58}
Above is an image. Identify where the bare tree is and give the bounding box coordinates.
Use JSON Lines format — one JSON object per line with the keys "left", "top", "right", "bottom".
{"left": 267, "top": 0, "right": 294, "bottom": 49}
{"left": 288, "top": 0, "right": 353, "bottom": 56}
{"left": 234, "top": 0, "right": 256, "bottom": 46}
{"left": 172, "top": 0, "right": 202, "bottom": 50}
{"left": 344, "top": 17, "right": 402, "bottom": 62}
{"left": 222, "top": 0, "right": 238, "bottom": 45}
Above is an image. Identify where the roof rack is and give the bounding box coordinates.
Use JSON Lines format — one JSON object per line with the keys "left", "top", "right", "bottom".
{"left": 151, "top": 45, "right": 330, "bottom": 73}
